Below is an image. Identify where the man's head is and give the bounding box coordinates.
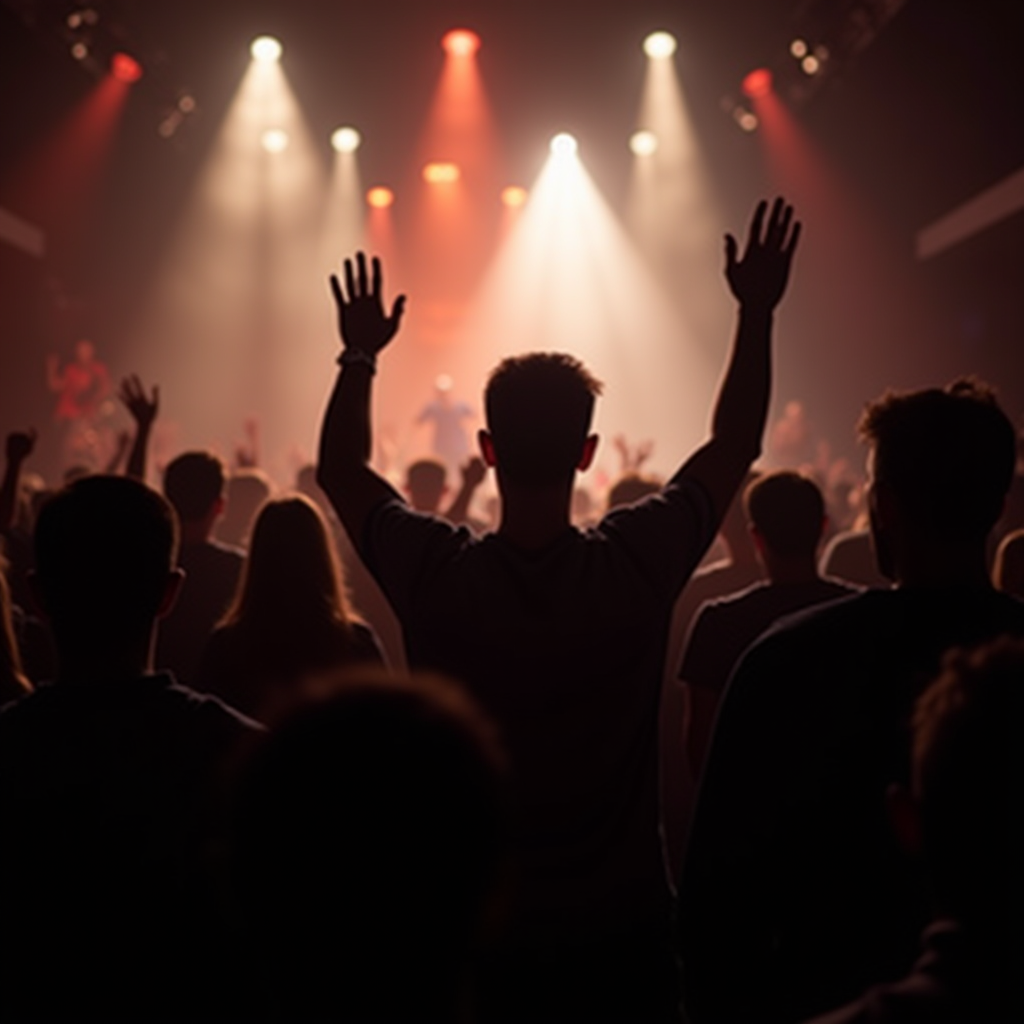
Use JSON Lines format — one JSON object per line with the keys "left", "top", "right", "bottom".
{"left": 745, "top": 470, "right": 826, "bottom": 562}
{"left": 405, "top": 458, "right": 448, "bottom": 513}
{"left": 481, "top": 353, "right": 603, "bottom": 487}
{"left": 860, "top": 379, "right": 1015, "bottom": 577}
{"left": 74, "top": 339, "right": 95, "bottom": 364}
{"left": 906, "top": 637, "right": 1024, "bottom": 923}
{"left": 163, "top": 451, "right": 226, "bottom": 527}
{"left": 32, "top": 475, "right": 180, "bottom": 655}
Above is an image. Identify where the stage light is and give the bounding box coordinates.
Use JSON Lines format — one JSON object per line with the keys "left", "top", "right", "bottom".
{"left": 367, "top": 186, "right": 394, "bottom": 209}
{"left": 331, "top": 126, "right": 361, "bottom": 153}
{"left": 250, "top": 36, "right": 282, "bottom": 63}
{"left": 260, "top": 128, "right": 289, "bottom": 153}
{"left": 742, "top": 68, "right": 773, "bottom": 99}
{"left": 643, "top": 32, "right": 677, "bottom": 60}
{"left": 801, "top": 54, "right": 821, "bottom": 75}
{"left": 111, "top": 52, "right": 143, "bottom": 83}
{"left": 550, "top": 133, "right": 578, "bottom": 158}
{"left": 422, "top": 162, "right": 460, "bottom": 184}
{"left": 178, "top": 95, "right": 196, "bottom": 114}
{"left": 442, "top": 29, "right": 480, "bottom": 57}
{"left": 629, "top": 130, "right": 659, "bottom": 156}
{"left": 501, "top": 186, "right": 528, "bottom": 208}
{"left": 790, "top": 39, "right": 808, "bottom": 58}
{"left": 70, "top": 42, "right": 88, "bottom": 60}
{"left": 735, "top": 109, "right": 759, "bottom": 132}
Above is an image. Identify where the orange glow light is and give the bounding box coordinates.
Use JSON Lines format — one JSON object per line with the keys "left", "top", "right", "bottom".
{"left": 742, "top": 68, "right": 773, "bottom": 99}
{"left": 367, "top": 186, "right": 395, "bottom": 209}
{"left": 442, "top": 29, "right": 480, "bottom": 57}
{"left": 501, "top": 186, "right": 527, "bottom": 208}
{"left": 422, "top": 162, "right": 461, "bottom": 184}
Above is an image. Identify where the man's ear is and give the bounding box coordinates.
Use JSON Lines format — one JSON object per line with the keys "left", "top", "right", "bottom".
{"left": 885, "top": 783, "right": 922, "bottom": 860}
{"left": 578, "top": 434, "right": 599, "bottom": 472}
{"left": 478, "top": 430, "right": 497, "bottom": 468}
{"left": 157, "top": 568, "right": 186, "bottom": 621}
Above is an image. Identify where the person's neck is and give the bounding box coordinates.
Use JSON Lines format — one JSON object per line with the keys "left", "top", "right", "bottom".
{"left": 894, "top": 541, "right": 992, "bottom": 589}
{"left": 764, "top": 554, "right": 821, "bottom": 586}
{"left": 180, "top": 519, "right": 213, "bottom": 546}
{"left": 497, "top": 478, "right": 573, "bottom": 551}
{"left": 54, "top": 633, "right": 154, "bottom": 685}
{"left": 724, "top": 535, "right": 761, "bottom": 571}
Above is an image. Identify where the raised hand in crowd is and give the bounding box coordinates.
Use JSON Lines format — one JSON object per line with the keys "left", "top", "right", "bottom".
{"left": 444, "top": 455, "right": 487, "bottom": 526}
{"left": 723, "top": 195, "right": 801, "bottom": 313}
{"left": 119, "top": 374, "right": 159, "bottom": 481}
{"left": 330, "top": 252, "right": 407, "bottom": 361}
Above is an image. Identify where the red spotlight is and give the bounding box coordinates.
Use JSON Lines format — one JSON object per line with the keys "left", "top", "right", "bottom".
{"left": 742, "top": 68, "right": 773, "bottom": 99}
{"left": 442, "top": 29, "right": 480, "bottom": 57}
{"left": 111, "top": 52, "right": 143, "bottom": 83}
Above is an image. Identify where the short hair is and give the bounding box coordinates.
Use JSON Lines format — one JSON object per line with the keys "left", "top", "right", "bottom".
{"left": 858, "top": 378, "right": 1016, "bottom": 543}
{"left": 33, "top": 475, "right": 178, "bottom": 645}
{"left": 163, "top": 451, "right": 226, "bottom": 523}
{"left": 744, "top": 470, "right": 825, "bottom": 558}
{"left": 912, "top": 637, "right": 1024, "bottom": 914}
{"left": 485, "top": 353, "right": 603, "bottom": 486}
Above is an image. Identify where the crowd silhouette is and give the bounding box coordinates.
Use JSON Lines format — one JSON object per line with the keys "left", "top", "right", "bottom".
{"left": 0, "top": 197, "right": 1020, "bottom": 1024}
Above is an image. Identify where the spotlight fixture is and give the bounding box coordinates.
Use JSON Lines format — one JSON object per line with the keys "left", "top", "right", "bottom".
{"left": 734, "top": 109, "right": 759, "bottom": 132}
{"left": 801, "top": 54, "right": 821, "bottom": 75}
{"left": 111, "top": 52, "right": 143, "bottom": 83}
{"left": 790, "top": 39, "right": 808, "bottom": 58}
{"left": 367, "top": 187, "right": 395, "bottom": 209}
{"left": 741, "top": 68, "right": 773, "bottom": 99}
{"left": 331, "top": 127, "right": 361, "bottom": 153}
{"left": 422, "top": 162, "right": 460, "bottom": 184}
{"left": 442, "top": 29, "right": 480, "bottom": 57}
{"left": 643, "top": 31, "right": 677, "bottom": 60}
{"left": 629, "top": 130, "right": 659, "bottom": 156}
{"left": 178, "top": 95, "right": 197, "bottom": 114}
{"left": 250, "top": 36, "right": 282, "bottom": 63}
{"left": 70, "top": 41, "right": 88, "bottom": 60}
{"left": 501, "top": 186, "right": 528, "bottom": 208}
{"left": 550, "top": 132, "right": 578, "bottom": 157}
{"left": 260, "top": 128, "right": 289, "bottom": 153}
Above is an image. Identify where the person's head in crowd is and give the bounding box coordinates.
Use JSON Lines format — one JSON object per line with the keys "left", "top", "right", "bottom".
{"left": 31, "top": 475, "right": 181, "bottom": 679}
{"left": 222, "top": 494, "right": 352, "bottom": 633}
{"left": 163, "top": 451, "right": 227, "bottom": 538}
{"left": 859, "top": 379, "right": 1016, "bottom": 583}
{"left": 228, "top": 670, "right": 509, "bottom": 1022}
{"left": 481, "top": 353, "right": 603, "bottom": 491}
{"left": 607, "top": 473, "right": 663, "bottom": 512}
{"left": 745, "top": 470, "right": 827, "bottom": 573}
{"left": 217, "top": 468, "right": 273, "bottom": 549}
{"left": 993, "top": 529, "right": 1024, "bottom": 601}
{"left": 405, "top": 458, "right": 448, "bottom": 514}
{"left": 0, "top": 567, "right": 31, "bottom": 703}
{"left": 892, "top": 637, "right": 1024, "bottom": 935}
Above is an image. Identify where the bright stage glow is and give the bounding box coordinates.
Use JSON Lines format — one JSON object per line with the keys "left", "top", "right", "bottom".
{"left": 367, "top": 186, "right": 394, "bottom": 208}
{"left": 501, "top": 186, "right": 527, "bottom": 208}
{"left": 71, "top": 42, "right": 88, "bottom": 60}
{"left": 111, "top": 52, "right": 143, "bottom": 83}
{"left": 735, "top": 109, "right": 759, "bottom": 132}
{"left": 550, "top": 133, "right": 578, "bottom": 158}
{"left": 442, "top": 29, "right": 480, "bottom": 57}
{"left": 250, "top": 36, "right": 282, "bottom": 63}
{"left": 643, "top": 32, "right": 677, "bottom": 60}
{"left": 790, "top": 39, "right": 808, "bottom": 58}
{"left": 422, "top": 162, "right": 461, "bottom": 184}
{"left": 331, "top": 126, "right": 361, "bottom": 153}
{"left": 178, "top": 95, "right": 197, "bottom": 114}
{"left": 629, "top": 130, "right": 659, "bottom": 156}
{"left": 260, "top": 128, "right": 289, "bottom": 153}
{"left": 742, "top": 68, "right": 773, "bottom": 99}
{"left": 801, "top": 55, "right": 821, "bottom": 75}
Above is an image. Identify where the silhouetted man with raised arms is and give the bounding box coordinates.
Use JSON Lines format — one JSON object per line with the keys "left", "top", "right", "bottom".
{"left": 317, "top": 198, "right": 800, "bottom": 1023}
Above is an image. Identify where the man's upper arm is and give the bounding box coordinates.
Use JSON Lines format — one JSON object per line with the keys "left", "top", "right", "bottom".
{"left": 319, "top": 464, "right": 401, "bottom": 560}
{"left": 670, "top": 436, "right": 758, "bottom": 532}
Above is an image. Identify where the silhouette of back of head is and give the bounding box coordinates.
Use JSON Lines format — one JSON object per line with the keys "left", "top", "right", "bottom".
{"left": 745, "top": 470, "right": 825, "bottom": 558}
{"left": 485, "top": 353, "right": 602, "bottom": 486}
{"left": 34, "top": 475, "right": 177, "bottom": 651}
{"left": 229, "top": 671, "right": 508, "bottom": 1020}
{"left": 859, "top": 379, "right": 1016, "bottom": 544}
{"left": 164, "top": 450, "right": 226, "bottom": 524}
{"left": 406, "top": 457, "right": 448, "bottom": 512}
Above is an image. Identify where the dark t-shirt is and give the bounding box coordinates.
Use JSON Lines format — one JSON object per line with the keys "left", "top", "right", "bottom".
{"left": 680, "top": 577, "right": 859, "bottom": 695}
{"left": 679, "top": 586, "right": 1024, "bottom": 1024}
{"left": 156, "top": 539, "right": 244, "bottom": 686}
{"left": 360, "top": 477, "right": 716, "bottom": 939}
{"left": 0, "top": 673, "right": 261, "bottom": 1022}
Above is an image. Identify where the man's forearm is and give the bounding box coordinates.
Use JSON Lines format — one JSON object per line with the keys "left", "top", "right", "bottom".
{"left": 318, "top": 363, "right": 374, "bottom": 492}
{"left": 710, "top": 304, "right": 773, "bottom": 459}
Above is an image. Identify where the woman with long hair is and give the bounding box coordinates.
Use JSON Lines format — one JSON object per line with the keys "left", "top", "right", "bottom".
{"left": 194, "top": 494, "right": 383, "bottom": 721}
